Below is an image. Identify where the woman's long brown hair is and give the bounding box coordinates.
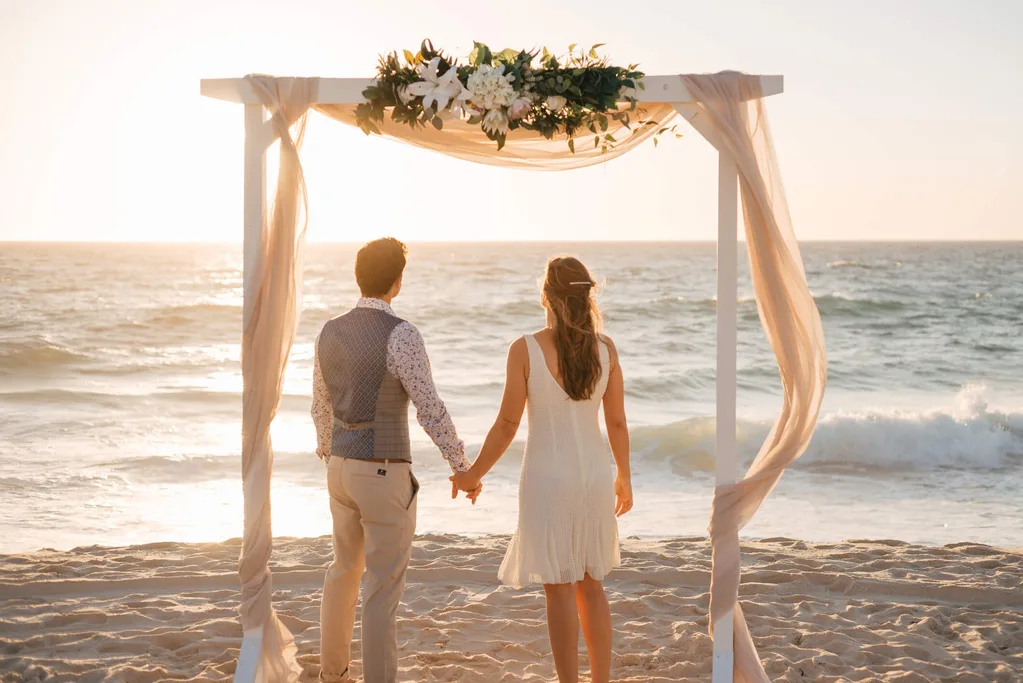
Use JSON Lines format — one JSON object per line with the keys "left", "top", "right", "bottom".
{"left": 542, "top": 256, "right": 602, "bottom": 401}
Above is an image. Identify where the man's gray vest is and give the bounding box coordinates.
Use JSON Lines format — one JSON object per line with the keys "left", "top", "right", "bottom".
{"left": 317, "top": 307, "right": 412, "bottom": 462}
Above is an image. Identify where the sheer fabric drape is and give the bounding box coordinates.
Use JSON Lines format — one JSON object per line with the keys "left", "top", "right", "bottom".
{"left": 239, "top": 72, "right": 825, "bottom": 682}
{"left": 238, "top": 76, "right": 312, "bottom": 682}
{"left": 679, "top": 73, "right": 827, "bottom": 683}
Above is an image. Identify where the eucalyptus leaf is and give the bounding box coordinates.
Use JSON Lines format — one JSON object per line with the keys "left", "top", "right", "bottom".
{"left": 432, "top": 116, "right": 443, "bottom": 130}
{"left": 568, "top": 138, "right": 575, "bottom": 153}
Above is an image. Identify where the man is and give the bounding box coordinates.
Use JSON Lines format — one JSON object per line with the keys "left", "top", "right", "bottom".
{"left": 312, "top": 237, "right": 480, "bottom": 683}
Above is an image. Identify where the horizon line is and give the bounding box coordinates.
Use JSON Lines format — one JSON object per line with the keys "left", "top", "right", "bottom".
{"left": 3, "top": 238, "right": 1023, "bottom": 246}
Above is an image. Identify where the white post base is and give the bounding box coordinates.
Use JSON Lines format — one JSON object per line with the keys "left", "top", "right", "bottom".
{"left": 712, "top": 651, "right": 735, "bottom": 683}
{"left": 234, "top": 626, "right": 265, "bottom": 683}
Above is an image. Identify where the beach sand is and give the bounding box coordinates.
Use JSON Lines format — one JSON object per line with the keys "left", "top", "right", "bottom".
{"left": 0, "top": 535, "right": 1020, "bottom": 682}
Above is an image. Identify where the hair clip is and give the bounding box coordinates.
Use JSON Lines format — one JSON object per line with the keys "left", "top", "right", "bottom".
{"left": 569, "top": 281, "right": 594, "bottom": 286}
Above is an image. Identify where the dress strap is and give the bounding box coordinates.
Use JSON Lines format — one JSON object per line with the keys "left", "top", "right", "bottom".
{"left": 522, "top": 334, "right": 538, "bottom": 374}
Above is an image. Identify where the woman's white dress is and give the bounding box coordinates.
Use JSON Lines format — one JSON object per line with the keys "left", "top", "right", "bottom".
{"left": 498, "top": 334, "right": 621, "bottom": 588}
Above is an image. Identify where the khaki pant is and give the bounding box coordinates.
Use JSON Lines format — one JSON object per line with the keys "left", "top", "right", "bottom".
{"left": 320, "top": 458, "right": 419, "bottom": 683}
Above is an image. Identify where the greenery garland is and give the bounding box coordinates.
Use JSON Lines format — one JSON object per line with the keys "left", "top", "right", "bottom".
{"left": 355, "top": 40, "right": 680, "bottom": 152}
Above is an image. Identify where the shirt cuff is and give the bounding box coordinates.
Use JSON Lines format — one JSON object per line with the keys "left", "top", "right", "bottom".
{"left": 447, "top": 451, "right": 472, "bottom": 473}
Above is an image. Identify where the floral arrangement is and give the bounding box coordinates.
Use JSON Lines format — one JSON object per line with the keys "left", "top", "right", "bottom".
{"left": 355, "top": 40, "right": 679, "bottom": 152}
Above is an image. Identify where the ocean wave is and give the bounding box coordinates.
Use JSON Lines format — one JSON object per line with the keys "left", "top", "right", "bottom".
{"left": 826, "top": 260, "right": 873, "bottom": 269}
{"left": 0, "top": 388, "right": 311, "bottom": 415}
{"left": 66, "top": 387, "right": 1023, "bottom": 490}
{"left": 813, "top": 293, "right": 906, "bottom": 317}
{"left": 87, "top": 452, "right": 324, "bottom": 485}
{"left": 0, "top": 338, "right": 91, "bottom": 372}
{"left": 630, "top": 385, "right": 1023, "bottom": 474}
{"left": 608, "top": 293, "right": 907, "bottom": 321}
{"left": 147, "top": 302, "right": 240, "bottom": 327}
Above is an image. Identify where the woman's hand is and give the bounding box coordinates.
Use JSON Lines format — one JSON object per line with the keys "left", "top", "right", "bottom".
{"left": 450, "top": 470, "right": 483, "bottom": 505}
{"left": 614, "top": 475, "right": 633, "bottom": 517}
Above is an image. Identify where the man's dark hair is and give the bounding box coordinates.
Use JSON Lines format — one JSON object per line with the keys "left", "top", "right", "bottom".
{"left": 355, "top": 237, "right": 408, "bottom": 298}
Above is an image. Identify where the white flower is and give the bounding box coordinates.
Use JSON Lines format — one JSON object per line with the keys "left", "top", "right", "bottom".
{"left": 446, "top": 86, "right": 475, "bottom": 119}
{"left": 446, "top": 100, "right": 468, "bottom": 119}
{"left": 482, "top": 108, "right": 510, "bottom": 136}
{"left": 508, "top": 97, "right": 532, "bottom": 120}
{"left": 546, "top": 95, "right": 567, "bottom": 112}
{"left": 467, "top": 64, "right": 516, "bottom": 110}
{"left": 396, "top": 85, "right": 415, "bottom": 105}
{"left": 405, "top": 57, "right": 464, "bottom": 112}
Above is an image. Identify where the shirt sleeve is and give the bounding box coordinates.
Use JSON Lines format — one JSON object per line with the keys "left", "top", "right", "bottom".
{"left": 387, "top": 322, "right": 471, "bottom": 472}
{"left": 311, "top": 334, "right": 333, "bottom": 462}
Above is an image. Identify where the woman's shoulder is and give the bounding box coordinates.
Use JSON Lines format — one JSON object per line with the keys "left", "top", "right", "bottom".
{"left": 598, "top": 333, "right": 618, "bottom": 366}
{"left": 508, "top": 334, "right": 532, "bottom": 359}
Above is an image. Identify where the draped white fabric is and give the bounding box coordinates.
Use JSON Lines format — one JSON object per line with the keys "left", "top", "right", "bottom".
{"left": 679, "top": 74, "right": 827, "bottom": 683}
{"left": 238, "top": 76, "right": 312, "bottom": 682}
{"left": 239, "top": 72, "right": 825, "bottom": 682}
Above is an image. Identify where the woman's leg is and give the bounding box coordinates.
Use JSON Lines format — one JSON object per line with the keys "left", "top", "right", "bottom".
{"left": 543, "top": 582, "right": 580, "bottom": 683}
{"left": 576, "top": 574, "right": 612, "bottom": 683}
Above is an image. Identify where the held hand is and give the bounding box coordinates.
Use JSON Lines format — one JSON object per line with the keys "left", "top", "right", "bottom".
{"left": 614, "top": 475, "right": 633, "bottom": 517}
{"left": 450, "top": 471, "right": 483, "bottom": 505}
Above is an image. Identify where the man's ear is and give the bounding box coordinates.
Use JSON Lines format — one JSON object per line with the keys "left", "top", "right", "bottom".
{"left": 391, "top": 274, "right": 403, "bottom": 299}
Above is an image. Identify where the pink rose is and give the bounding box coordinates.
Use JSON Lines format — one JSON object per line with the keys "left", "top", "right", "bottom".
{"left": 508, "top": 97, "right": 532, "bottom": 120}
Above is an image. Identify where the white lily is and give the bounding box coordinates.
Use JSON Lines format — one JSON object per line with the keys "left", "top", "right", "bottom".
{"left": 405, "top": 57, "right": 465, "bottom": 112}
{"left": 447, "top": 85, "right": 475, "bottom": 119}
{"left": 396, "top": 85, "right": 415, "bottom": 105}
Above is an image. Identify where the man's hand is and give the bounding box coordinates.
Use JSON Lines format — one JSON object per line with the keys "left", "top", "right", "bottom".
{"left": 450, "top": 470, "right": 483, "bottom": 505}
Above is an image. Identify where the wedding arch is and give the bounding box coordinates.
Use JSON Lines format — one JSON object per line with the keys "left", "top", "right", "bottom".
{"left": 199, "top": 51, "right": 827, "bottom": 683}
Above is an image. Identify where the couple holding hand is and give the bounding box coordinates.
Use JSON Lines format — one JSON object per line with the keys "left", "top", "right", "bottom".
{"left": 312, "top": 238, "right": 632, "bottom": 683}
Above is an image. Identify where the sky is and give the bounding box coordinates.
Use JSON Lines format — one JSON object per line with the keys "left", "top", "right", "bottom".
{"left": 0, "top": 0, "right": 1021, "bottom": 243}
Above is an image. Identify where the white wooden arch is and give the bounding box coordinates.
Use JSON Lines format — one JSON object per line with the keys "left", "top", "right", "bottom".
{"left": 201, "top": 73, "right": 785, "bottom": 683}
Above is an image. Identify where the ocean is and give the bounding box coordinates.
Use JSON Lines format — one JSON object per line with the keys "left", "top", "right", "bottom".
{"left": 1, "top": 241, "right": 1021, "bottom": 554}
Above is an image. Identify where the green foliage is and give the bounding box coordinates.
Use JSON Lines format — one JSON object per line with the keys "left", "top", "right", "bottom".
{"left": 355, "top": 39, "right": 678, "bottom": 153}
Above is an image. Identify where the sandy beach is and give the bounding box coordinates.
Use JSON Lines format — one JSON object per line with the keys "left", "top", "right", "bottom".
{"left": 0, "top": 534, "right": 1020, "bottom": 682}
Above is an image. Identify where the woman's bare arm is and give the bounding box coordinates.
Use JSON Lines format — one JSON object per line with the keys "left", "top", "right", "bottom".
{"left": 602, "top": 337, "right": 633, "bottom": 515}
{"left": 451, "top": 338, "right": 529, "bottom": 491}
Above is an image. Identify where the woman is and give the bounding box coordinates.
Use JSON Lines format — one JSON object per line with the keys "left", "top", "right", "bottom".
{"left": 451, "top": 256, "right": 633, "bottom": 683}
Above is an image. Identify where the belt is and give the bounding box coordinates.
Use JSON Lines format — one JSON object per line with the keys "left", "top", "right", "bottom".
{"left": 341, "top": 457, "right": 410, "bottom": 464}
{"left": 339, "top": 420, "right": 374, "bottom": 431}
